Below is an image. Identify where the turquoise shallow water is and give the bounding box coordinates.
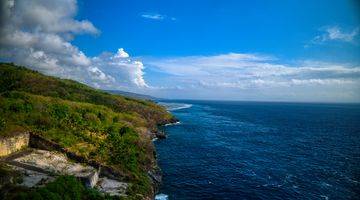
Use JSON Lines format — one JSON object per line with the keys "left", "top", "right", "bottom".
{"left": 155, "top": 101, "right": 360, "bottom": 200}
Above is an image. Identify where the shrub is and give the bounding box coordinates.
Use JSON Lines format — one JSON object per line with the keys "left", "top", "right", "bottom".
{"left": 8, "top": 100, "right": 25, "bottom": 112}
{"left": 32, "top": 113, "right": 53, "bottom": 130}
{"left": 0, "top": 117, "right": 5, "bottom": 131}
{"left": 50, "top": 104, "right": 69, "bottom": 120}
{"left": 84, "top": 113, "right": 100, "bottom": 129}
{"left": 106, "top": 127, "right": 141, "bottom": 173}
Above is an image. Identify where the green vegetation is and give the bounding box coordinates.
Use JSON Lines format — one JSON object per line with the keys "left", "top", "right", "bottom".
{"left": 0, "top": 63, "right": 174, "bottom": 199}
{"left": 0, "top": 63, "right": 173, "bottom": 129}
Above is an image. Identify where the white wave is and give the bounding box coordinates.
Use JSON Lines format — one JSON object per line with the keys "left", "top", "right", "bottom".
{"left": 169, "top": 104, "right": 192, "bottom": 111}
{"left": 155, "top": 193, "right": 169, "bottom": 200}
{"left": 164, "top": 121, "right": 181, "bottom": 126}
{"left": 158, "top": 102, "right": 192, "bottom": 111}
{"left": 320, "top": 195, "right": 329, "bottom": 200}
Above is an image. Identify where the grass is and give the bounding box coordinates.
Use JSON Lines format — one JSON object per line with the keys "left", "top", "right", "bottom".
{"left": 0, "top": 63, "right": 173, "bottom": 129}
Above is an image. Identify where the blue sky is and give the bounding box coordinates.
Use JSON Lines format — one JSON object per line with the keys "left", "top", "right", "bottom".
{"left": 1, "top": 0, "right": 359, "bottom": 102}
{"left": 74, "top": 0, "right": 360, "bottom": 61}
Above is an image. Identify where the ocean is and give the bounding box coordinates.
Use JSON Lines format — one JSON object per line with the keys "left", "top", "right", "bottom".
{"left": 154, "top": 101, "right": 360, "bottom": 200}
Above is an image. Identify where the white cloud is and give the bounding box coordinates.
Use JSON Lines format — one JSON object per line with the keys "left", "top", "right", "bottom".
{"left": 140, "top": 13, "right": 175, "bottom": 21}
{"left": 141, "top": 13, "right": 165, "bottom": 20}
{"left": 310, "top": 26, "right": 359, "bottom": 44}
{"left": 144, "top": 53, "right": 360, "bottom": 102}
{"left": 92, "top": 49, "right": 148, "bottom": 88}
{"left": 114, "top": 48, "right": 129, "bottom": 58}
{"left": 4, "top": 0, "right": 99, "bottom": 35}
{"left": 0, "top": 0, "right": 147, "bottom": 90}
{"left": 0, "top": 1, "right": 358, "bottom": 102}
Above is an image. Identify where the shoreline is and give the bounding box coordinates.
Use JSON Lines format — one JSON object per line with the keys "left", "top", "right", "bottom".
{"left": 151, "top": 118, "right": 180, "bottom": 199}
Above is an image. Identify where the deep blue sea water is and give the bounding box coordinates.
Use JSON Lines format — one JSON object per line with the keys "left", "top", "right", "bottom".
{"left": 154, "top": 101, "right": 360, "bottom": 200}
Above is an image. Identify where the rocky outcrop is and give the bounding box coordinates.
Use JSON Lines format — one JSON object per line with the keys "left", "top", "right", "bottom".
{"left": 29, "top": 133, "right": 127, "bottom": 181}
{"left": 148, "top": 119, "right": 181, "bottom": 198}
{"left": 0, "top": 132, "right": 29, "bottom": 157}
{"left": 0, "top": 132, "right": 131, "bottom": 197}
{"left": 158, "top": 117, "right": 179, "bottom": 126}
{"left": 148, "top": 130, "right": 167, "bottom": 140}
{"left": 3, "top": 149, "right": 128, "bottom": 197}
{"left": 1, "top": 131, "right": 168, "bottom": 198}
{"left": 97, "top": 177, "right": 128, "bottom": 197}
{"left": 155, "top": 131, "right": 167, "bottom": 139}
{"left": 148, "top": 167, "right": 162, "bottom": 193}
{"left": 82, "top": 170, "right": 99, "bottom": 188}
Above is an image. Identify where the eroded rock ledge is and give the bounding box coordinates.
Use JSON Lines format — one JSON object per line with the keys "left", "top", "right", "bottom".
{"left": 2, "top": 148, "right": 128, "bottom": 197}
{"left": 0, "top": 133, "right": 131, "bottom": 197}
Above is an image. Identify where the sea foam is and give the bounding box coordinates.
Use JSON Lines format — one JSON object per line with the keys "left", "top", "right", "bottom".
{"left": 164, "top": 121, "right": 181, "bottom": 126}
{"left": 155, "top": 193, "right": 169, "bottom": 200}
{"left": 158, "top": 102, "right": 192, "bottom": 111}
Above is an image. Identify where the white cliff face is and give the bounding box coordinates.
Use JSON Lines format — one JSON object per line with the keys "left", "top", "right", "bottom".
{"left": 9, "top": 165, "right": 55, "bottom": 188}
{"left": 6, "top": 149, "right": 128, "bottom": 196}
{"left": 97, "top": 177, "right": 128, "bottom": 197}
{"left": 14, "top": 149, "right": 95, "bottom": 177}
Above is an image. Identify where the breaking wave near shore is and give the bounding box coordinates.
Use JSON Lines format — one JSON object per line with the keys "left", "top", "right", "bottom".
{"left": 158, "top": 102, "right": 192, "bottom": 111}
{"left": 155, "top": 193, "right": 169, "bottom": 200}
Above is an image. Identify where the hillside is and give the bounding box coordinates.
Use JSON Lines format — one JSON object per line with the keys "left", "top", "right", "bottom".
{"left": 106, "top": 90, "right": 159, "bottom": 101}
{"left": 0, "top": 63, "right": 176, "bottom": 199}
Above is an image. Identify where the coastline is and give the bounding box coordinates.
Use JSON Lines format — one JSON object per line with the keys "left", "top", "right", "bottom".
{"left": 151, "top": 102, "right": 193, "bottom": 199}
{"left": 151, "top": 117, "right": 180, "bottom": 199}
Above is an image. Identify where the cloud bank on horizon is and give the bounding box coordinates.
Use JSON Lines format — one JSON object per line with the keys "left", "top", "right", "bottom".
{"left": 143, "top": 53, "right": 360, "bottom": 102}
{"left": 0, "top": 0, "right": 359, "bottom": 102}
{"left": 0, "top": 0, "right": 147, "bottom": 90}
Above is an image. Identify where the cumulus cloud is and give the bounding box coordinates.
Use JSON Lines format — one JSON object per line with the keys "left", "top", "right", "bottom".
{"left": 92, "top": 49, "right": 147, "bottom": 88}
{"left": 0, "top": 0, "right": 147, "bottom": 89}
{"left": 144, "top": 53, "right": 360, "bottom": 102}
{"left": 310, "top": 26, "right": 359, "bottom": 44}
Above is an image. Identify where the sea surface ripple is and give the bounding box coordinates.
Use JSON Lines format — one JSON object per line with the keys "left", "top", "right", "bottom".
{"left": 155, "top": 101, "right": 360, "bottom": 200}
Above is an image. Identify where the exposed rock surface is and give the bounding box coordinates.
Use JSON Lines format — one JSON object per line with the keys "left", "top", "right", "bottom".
{"left": 155, "top": 131, "right": 167, "bottom": 139}
{"left": 148, "top": 130, "right": 168, "bottom": 140}
{"left": 96, "top": 177, "right": 128, "bottom": 197}
{"left": 14, "top": 149, "right": 96, "bottom": 178}
{"left": 0, "top": 132, "right": 29, "bottom": 157}
{"left": 2, "top": 149, "right": 128, "bottom": 196}
{"left": 148, "top": 167, "right": 162, "bottom": 194}
{"left": 9, "top": 165, "right": 55, "bottom": 187}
